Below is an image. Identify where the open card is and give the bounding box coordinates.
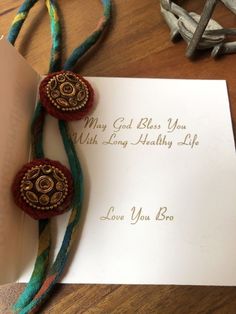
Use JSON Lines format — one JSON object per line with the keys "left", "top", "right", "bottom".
{"left": 1, "top": 37, "right": 236, "bottom": 286}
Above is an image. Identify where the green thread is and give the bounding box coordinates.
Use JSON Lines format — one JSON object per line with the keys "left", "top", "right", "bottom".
{"left": 7, "top": 0, "right": 39, "bottom": 45}
{"left": 10, "top": 1, "right": 62, "bottom": 312}
{"left": 46, "top": 0, "right": 62, "bottom": 73}
{"left": 13, "top": 220, "right": 51, "bottom": 312}
{"left": 64, "top": 0, "right": 112, "bottom": 70}
{"left": 18, "top": 122, "right": 84, "bottom": 313}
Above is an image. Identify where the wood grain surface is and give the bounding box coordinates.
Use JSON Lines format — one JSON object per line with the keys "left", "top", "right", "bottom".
{"left": 0, "top": 1, "right": 236, "bottom": 313}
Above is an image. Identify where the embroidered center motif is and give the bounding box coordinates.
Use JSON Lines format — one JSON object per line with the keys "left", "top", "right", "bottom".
{"left": 46, "top": 72, "right": 89, "bottom": 111}
{"left": 20, "top": 164, "right": 69, "bottom": 210}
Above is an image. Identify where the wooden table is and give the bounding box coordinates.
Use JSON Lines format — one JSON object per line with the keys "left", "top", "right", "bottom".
{"left": 0, "top": 1, "right": 236, "bottom": 313}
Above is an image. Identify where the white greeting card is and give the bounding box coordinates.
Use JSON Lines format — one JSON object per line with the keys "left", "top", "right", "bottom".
{"left": 1, "top": 37, "right": 236, "bottom": 286}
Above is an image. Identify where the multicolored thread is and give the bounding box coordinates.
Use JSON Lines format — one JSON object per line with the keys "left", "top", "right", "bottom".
{"left": 10, "top": 1, "right": 62, "bottom": 312}
{"left": 8, "top": 0, "right": 112, "bottom": 313}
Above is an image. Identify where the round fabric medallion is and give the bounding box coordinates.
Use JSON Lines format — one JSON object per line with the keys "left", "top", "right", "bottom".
{"left": 12, "top": 159, "right": 74, "bottom": 220}
{"left": 39, "top": 71, "right": 94, "bottom": 120}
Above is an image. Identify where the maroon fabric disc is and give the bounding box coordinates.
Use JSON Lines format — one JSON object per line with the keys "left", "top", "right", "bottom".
{"left": 39, "top": 71, "right": 94, "bottom": 121}
{"left": 12, "top": 159, "right": 74, "bottom": 220}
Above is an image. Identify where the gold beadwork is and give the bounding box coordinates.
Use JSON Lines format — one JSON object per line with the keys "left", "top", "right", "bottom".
{"left": 20, "top": 164, "right": 69, "bottom": 210}
{"left": 46, "top": 72, "right": 89, "bottom": 112}
{"left": 35, "top": 175, "right": 54, "bottom": 193}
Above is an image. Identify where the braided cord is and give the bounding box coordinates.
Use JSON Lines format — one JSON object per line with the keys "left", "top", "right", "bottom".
{"left": 12, "top": 220, "right": 50, "bottom": 313}
{"left": 9, "top": 1, "right": 62, "bottom": 313}
{"left": 46, "top": 0, "right": 62, "bottom": 73}
{"left": 8, "top": 1, "right": 112, "bottom": 313}
{"left": 19, "top": 3, "right": 112, "bottom": 313}
{"left": 64, "top": 0, "right": 112, "bottom": 70}
{"left": 31, "top": 0, "right": 62, "bottom": 160}
{"left": 7, "top": 0, "right": 39, "bottom": 45}
{"left": 18, "top": 122, "right": 84, "bottom": 314}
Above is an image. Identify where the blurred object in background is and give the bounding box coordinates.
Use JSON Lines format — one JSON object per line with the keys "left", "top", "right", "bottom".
{"left": 160, "top": 0, "right": 236, "bottom": 58}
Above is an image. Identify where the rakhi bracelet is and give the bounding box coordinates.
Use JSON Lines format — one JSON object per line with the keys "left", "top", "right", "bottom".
{"left": 8, "top": 1, "right": 112, "bottom": 313}
{"left": 11, "top": 2, "right": 62, "bottom": 312}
